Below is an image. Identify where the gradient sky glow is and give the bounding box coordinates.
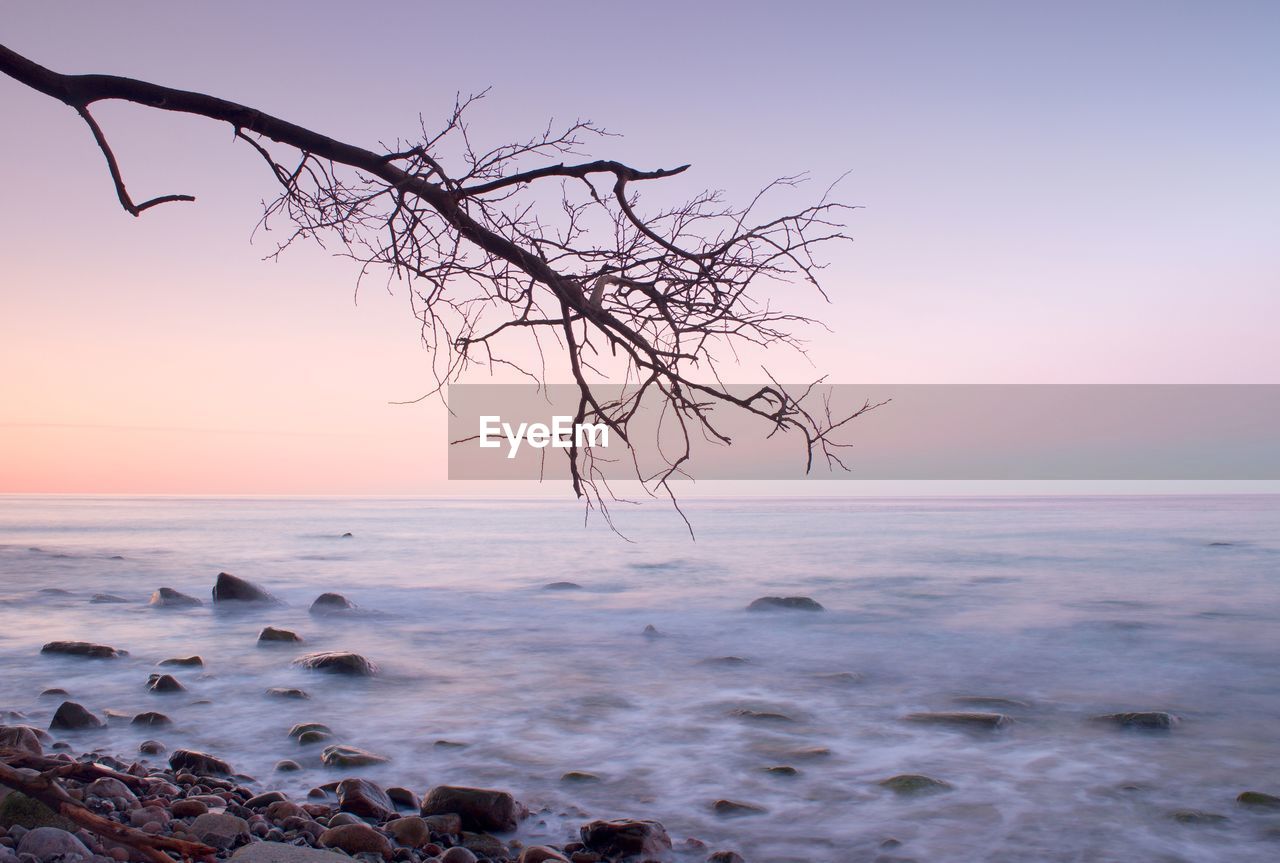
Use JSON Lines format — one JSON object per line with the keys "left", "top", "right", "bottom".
{"left": 1, "top": 1, "right": 1277, "bottom": 493}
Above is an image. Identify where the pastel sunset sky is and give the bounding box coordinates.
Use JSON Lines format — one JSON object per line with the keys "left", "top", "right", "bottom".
{"left": 1, "top": 1, "right": 1277, "bottom": 494}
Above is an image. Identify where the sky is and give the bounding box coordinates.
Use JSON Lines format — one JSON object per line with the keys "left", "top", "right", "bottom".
{"left": 1, "top": 1, "right": 1277, "bottom": 494}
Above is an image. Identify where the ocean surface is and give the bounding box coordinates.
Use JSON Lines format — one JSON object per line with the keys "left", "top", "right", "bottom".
{"left": 1, "top": 495, "right": 1278, "bottom": 862}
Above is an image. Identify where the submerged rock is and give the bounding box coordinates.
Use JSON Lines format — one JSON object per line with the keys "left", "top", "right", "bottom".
{"left": 338, "top": 777, "right": 395, "bottom": 820}
{"left": 41, "top": 640, "right": 124, "bottom": 659}
{"left": 729, "top": 708, "right": 793, "bottom": 722}
{"left": 763, "top": 765, "right": 800, "bottom": 776}
{"left": 1237, "top": 791, "right": 1280, "bottom": 808}
{"left": 258, "top": 626, "right": 303, "bottom": 644}
{"left": 747, "top": 595, "right": 824, "bottom": 611}
{"left": 952, "top": 696, "right": 1031, "bottom": 709}
{"left": 146, "top": 673, "right": 185, "bottom": 694}
{"left": 879, "top": 774, "right": 953, "bottom": 795}
{"left": 213, "top": 572, "right": 278, "bottom": 604}
{"left": 149, "top": 587, "right": 203, "bottom": 608}
{"left": 561, "top": 771, "right": 601, "bottom": 783}
{"left": 812, "top": 671, "right": 864, "bottom": 685}
{"left": 309, "top": 592, "right": 356, "bottom": 614}
{"left": 320, "top": 744, "right": 389, "bottom": 768}
{"left": 293, "top": 651, "right": 378, "bottom": 676}
{"left": 159, "top": 655, "right": 204, "bottom": 667}
{"left": 90, "top": 593, "right": 130, "bottom": 604}
{"left": 1169, "top": 809, "right": 1229, "bottom": 824}
{"left": 904, "top": 711, "right": 1011, "bottom": 730}
{"left": 642, "top": 624, "right": 662, "bottom": 637}
{"left": 420, "top": 786, "right": 526, "bottom": 833}
{"left": 711, "top": 799, "right": 767, "bottom": 816}
{"left": 266, "top": 687, "right": 310, "bottom": 699}
{"left": 48, "top": 701, "right": 102, "bottom": 730}
{"left": 543, "top": 581, "right": 582, "bottom": 591}
{"left": 579, "top": 819, "right": 672, "bottom": 859}
{"left": 1093, "top": 711, "right": 1179, "bottom": 730}
{"left": 169, "top": 748, "right": 233, "bottom": 775}
{"left": 700, "top": 656, "right": 751, "bottom": 667}
{"left": 139, "top": 740, "right": 165, "bottom": 754}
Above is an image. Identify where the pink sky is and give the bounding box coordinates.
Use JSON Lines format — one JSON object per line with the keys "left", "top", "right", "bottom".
{"left": 1, "top": 2, "right": 1277, "bottom": 494}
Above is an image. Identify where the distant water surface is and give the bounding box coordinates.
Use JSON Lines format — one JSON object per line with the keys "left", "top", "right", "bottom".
{"left": 1, "top": 495, "right": 1278, "bottom": 862}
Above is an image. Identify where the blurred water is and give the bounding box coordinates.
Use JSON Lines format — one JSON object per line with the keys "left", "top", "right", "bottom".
{"left": 1, "top": 495, "right": 1278, "bottom": 862}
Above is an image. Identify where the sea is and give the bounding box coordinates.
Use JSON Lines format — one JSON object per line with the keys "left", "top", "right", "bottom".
{"left": 1, "top": 495, "right": 1278, "bottom": 862}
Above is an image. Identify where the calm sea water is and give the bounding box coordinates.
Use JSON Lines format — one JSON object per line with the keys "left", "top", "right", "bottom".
{"left": 1, "top": 496, "right": 1278, "bottom": 862}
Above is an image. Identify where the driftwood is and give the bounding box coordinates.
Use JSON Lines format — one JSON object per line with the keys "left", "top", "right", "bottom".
{"left": 0, "top": 749, "right": 150, "bottom": 790}
{"left": 0, "top": 754, "right": 216, "bottom": 863}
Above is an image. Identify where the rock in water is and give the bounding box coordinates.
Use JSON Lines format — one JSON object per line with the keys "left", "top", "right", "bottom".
{"left": 159, "top": 655, "right": 204, "bottom": 667}
{"left": 879, "top": 774, "right": 953, "bottom": 795}
{"left": 41, "top": 640, "right": 124, "bottom": 659}
{"left": 747, "top": 595, "right": 825, "bottom": 611}
{"left": 288, "top": 722, "right": 333, "bottom": 739}
{"left": 258, "top": 626, "right": 303, "bottom": 644}
{"left": 320, "top": 745, "right": 389, "bottom": 768}
{"left": 0, "top": 724, "right": 44, "bottom": 755}
{"left": 904, "top": 711, "right": 1011, "bottom": 730}
{"left": 213, "top": 572, "right": 277, "bottom": 603}
{"left": 337, "top": 778, "right": 395, "bottom": 820}
{"left": 579, "top": 819, "right": 672, "bottom": 859}
{"left": 90, "top": 593, "right": 129, "bottom": 604}
{"left": 169, "top": 748, "right": 233, "bottom": 775}
{"left": 1237, "top": 791, "right": 1280, "bottom": 808}
{"left": 543, "top": 581, "right": 582, "bottom": 590}
{"left": 1093, "top": 711, "right": 1179, "bottom": 730}
{"left": 711, "top": 799, "right": 767, "bottom": 816}
{"left": 318, "top": 823, "right": 393, "bottom": 857}
{"left": 309, "top": 592, "right": 356, "bottom": 614}
{"left": 147, "top": 673, "right": 185, "bottom": 693}
{"left": 420, "top": 786, "right": 526, "bottom": 833}
{"left": 149, "top": 587, "right": 203, "bottom": 608}
{"left": 131, "top": 711, "right": 172, "bottom": 727}
{"left": 139, "top": 740, "right": 165, "bottom": 754}
{"left": 293, "top": 651, "right": 378, "bottom": 676}
{"left": 48, "top": 701, "right": 102, "bottom": 730}
{"left": 266, "top": 687, "right": 310, "bottom": 699}
{"left": 16, "top": 826, "right": 92, "bottom": 861}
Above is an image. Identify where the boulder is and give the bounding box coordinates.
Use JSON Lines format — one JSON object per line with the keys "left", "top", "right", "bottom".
{"left": 878, "top": 774, "right": 952, "bottom": 795}
{"left": 258, "top": 627, "right": 303, "bottom": 644}
{"left": 387, "top": 787, "right": 420, "bottom": 810}
{"left": 189, "top": 812, "right": 250, "bottom": 849}
{"left": 15, "top": 827, "right": 92, "bottom": 861}
{"left": 337, "top": 778, "right": 395, "bottom": 820}
{"left": 146, "top": 673, "right": 185, "bottom": 693}
{"left": 169, "top": 748, "right": 233, "bottom": 775}
{"left": 139, "top": 740, "right": 166, "bottom": 755}
{"left": 904, "top": 711, "right": 1011, "bottom": 730}
{"left": 0, "top": 725, "right": 44, "bottom": 755}
{"left": 747, "top": 595, "right": 824, "bottom": 611}
{"left": 131, "top": 711, "right": 172, "bottom": 727}
{"left": 293, "top": 652, "right": 378, "bottom": 676}
{"left": 230, "top": 843, "right": 351, "bottom": 863}
{"left": 579, "top": 819, "right": 672, "bottom": 859}
{"left": 420, "top": 785, "right": 526, "bottom": 833}
{"left": 149, "top": 587, "right": 202, "bottom": 608}
{"left": 384, "top": 816, "right": 431, "bottom": 847}
{"left": 1093, "top": 711, "right": 1179, "bottom": 730}
{"left": 159, "top": 655, "right": 204, "bottom": 667}
{"left": 309, "top": 593, "right": 357, "bottom": 614}
{"left": 48, "top": 701, "right": 102, "bottom": 730}
{"left": 213, "top": 572, "right": 277, "bottom": 604}
{"left": 318, "top": 823, "right": 393, "bottom": 858}
{"left": 320, "top": 745, "right": 389, "bottom": 768}
{"left": 40, "top": 641, "right": 124, "bottom": 659}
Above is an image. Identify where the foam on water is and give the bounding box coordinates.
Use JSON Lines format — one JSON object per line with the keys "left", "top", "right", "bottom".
{"left": 1, "top": 496, "right": 1278, "bottom": 862}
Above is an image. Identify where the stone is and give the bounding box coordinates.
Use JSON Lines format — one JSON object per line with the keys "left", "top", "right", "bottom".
{"left": 338, "top": 778, "right": 395, "bottom": 820}
{"left": 309, "top": 593, "right": 357, "bottom": 614}
{"left": 543, "top": 581, "right": 582, "bottom": 590}
{"left": 266, "top": 688, "right": 310, "bottom": 699}
{"left": 318, "top": 823, "right": 392, "bottom": 858}
{"left": 159, "top": 655, "right": 204, "bottom": 667}
{"left": 48, "top": 701, "right": 102, "bottom": 730}
{"left": 149, "top": 587, "right": 202, "bottom": 608}
{"left": 519, "top": 848, "right": 570, "bottom": 863}
{"left": 169, "top": 749, "right": 233, "bottom": 775}
{"left": 746, "top": 595, "right": 824, "bottom": 611}
{"left": 146, "top": 673, "right": 185, "bottom": 694}
{"left": 131, "top": 711, "right": 172, "bottom": 727}
{"left": 128, "top": 806, "right": 169, "bottom": 828}
{"left": 711, "top": 799, "right": 766, "bottom": 816}
{"left": 1237, "top": 791, "right": 1280, "bottom": 808}
{"left": 878, "top": 774, "right": 952, "bottom": 795}
{"left": 320, "top": 745, "right": 389, "bottom": 768}
{"left": 275, "top": 760, "right": 302, "bottom": 772}
{"left": 293, "top": 652, "right": 378, "bottom": 676}
{"left": 952, "top": 696, "right": 1030, "bottom": 708}
{"left": 259, "top": 627, "right": 303, "bottom": 644}
{"left": 0, "top": 793, "right": 77, "bottom": 831}
{"left": 460, "top": 833, "right": 508, "bottom": 858}
{"left": 707, "top": 853, "right": 745, "bottom": 863}
{"left": 245, "top": 791, "right": 288, "bottom": 809}
{"left": 642, "top": 624, "right": 661, "bottom": 637}
{"left": 421, "top": 814, "right": 462, "bottom": 835}
{"left": 171, "top": 799, "right": 209, "bottom": 818}
{"left": 189, "top": 812, "right": 250, "bottom": 849}
{"left": 386, "top": 787, "right": 419, "bottom": 810}
{"left": 85, "top": 777, "right": 139, "bottom": 808}
{"left": 904, "top": 711, "right": 1011, "bottom": 730}
{"left": 0, "top": 725, "right": 43, "bottom": 755}
{"left": 16, "top": 827, "right": 91, "bottom": 861}
{"left": 90, "top": 594, "right": 129, "bottom": 604}
{"left": 579, "top": 820, "right": 672, "bottom": 859}
{"left": 1093, "top": 711, "right": 1179, "bottom": 730}
{"left": 1170, "top": 810, "right": 1229, "bottom": 824}
{"left": 40, "top": 641, "right": 124, "bottom": 659}
{"left": 39, "top": 687, "right": 68, "bottom": 697}
{"left": 560, "top": 771, "right": 600, "bottom": 783}
{"left": 230, "top": 844, "right": 351, "bottom": 863}
{"left": 763, "top": 765, "right": 799, "bottom": 776}
{"left": 384, "top": 817, "right": 431, "bottom": 847}
{"left": 729, "top": 708, "right": 793, "bottom": 722}
{"left": 420, "top": 786, "right": 525, "bottom": 833}
{"left": 139, "top": 740, "right": 165, "bottom": 754}
{"left": 213, "top": 571, "right": 277, "bottom": 603}
{"left": 288, "top": 722, "right": 333, "bottom": 739}
{"left": 441, "top": 847, "right": 478, "bottom": 863}
{"left": 297, "top": 730, "right": 332, "bottom": 746}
